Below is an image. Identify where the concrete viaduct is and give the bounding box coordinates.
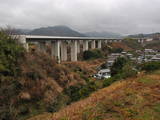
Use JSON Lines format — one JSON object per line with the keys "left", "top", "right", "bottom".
{"left": 17, "top": 35, "right": 122, "bottom": 63}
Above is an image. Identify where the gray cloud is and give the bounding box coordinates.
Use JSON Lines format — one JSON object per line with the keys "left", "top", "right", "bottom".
{"left": 0, "top": 0, "right": 160, "bottom": 34}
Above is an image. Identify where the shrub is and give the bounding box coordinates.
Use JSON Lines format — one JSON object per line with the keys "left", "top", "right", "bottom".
{"left": 79, "top": 81, "right": 98, "bottom": 99}
{"left": 121, "top": 64, "right": 137, "bottom": 78}
{"left": 103, "top": 77, "right": 115, "bottom": 87}
{"left": 111, "top": 57, "right": 128, "bottom": 76}
{"left": 46, "top": 94, "right": 69, "bottom": 112}
{"left": 0, "top": 31, "right": 25, "bottom": 76}
{"left": 0, "top": 31, "right": 25, "bottom": 120}
{"left": 64, "top": 85, "right": 82, "bottom": 102}
{"left": 141, "top": 61, "right": 160, "bottom": 72}
{"left": 123, "top": 38, "right": 142, "bottom": 50}
{"left": 19, "top": 105, "right": 29, "bottom": 115}
{"left": 83, "top": 49, "right": 104, "bottom": 60}
{"left": 110, "top": 48, "right": 123, "bottom": 53}
{"left": 64, "top": 81, "right": 99, "bottom": 103}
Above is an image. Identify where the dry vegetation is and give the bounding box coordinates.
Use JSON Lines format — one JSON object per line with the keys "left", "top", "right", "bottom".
{"left": 110, "top": 42, "right": 133, "bottom": 51}
{"left": 62, "top": 59, "right": 106, "bottom": 75}
{"left": 145, "top": 40, "right": 160, "bottom": 50}
{"left": 19, "top": 52, "right": 87, "bottom": 101}
{"left": 32, "top": 71, "right": 160, "bottom": 120}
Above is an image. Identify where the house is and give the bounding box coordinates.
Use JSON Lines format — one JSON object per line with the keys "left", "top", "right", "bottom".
{"left": 151, "top": 54, "right": 160, "bottom": 61}
{"left": 107, "top": 60, "right": 114, "bottom": 67}
{"left": 144, "top": 49, "right": 155, "bottom": 53}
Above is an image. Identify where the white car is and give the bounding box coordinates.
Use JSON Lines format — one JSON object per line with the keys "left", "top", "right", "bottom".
{"left": 93, "top": 74, "right": 102, "bottom": 79}
{"left": 102, "top": 73, "right": 111, "bottom": 79}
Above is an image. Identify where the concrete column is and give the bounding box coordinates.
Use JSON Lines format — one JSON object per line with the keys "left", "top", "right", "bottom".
{"left": 51, "top": 41, "right": 61, "bottom": 63}
{"left": 61, "top": 41, "right": 68, "bottom": 61}
{"left": 91, "top": 40, "right": 96, "bottom": 49}
{"left": 83, "top": 40, "right": 89, "bottom": 51}
{"left": 98, "top": 40, "right": 102, "bottom": 49}
{"left": 118, "top": 39, "right": 122, "bottom": 42}
{"left": 77, "top": 41, "right": 81, "bottom": 53}
{"left": 18, "top": 35, "right": 29, "bottom": 51}
{"left": 71, "top": 40, "right": 77, "bottom": 61}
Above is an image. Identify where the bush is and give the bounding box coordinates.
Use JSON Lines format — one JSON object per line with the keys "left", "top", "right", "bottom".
{"left": 64, "top": 85, "right": 82, "bottom": 102}
{"left": 46, "top": 94, "right": 69, "bottom": 112}
{"left": 111, "top": 57, "right": 128, "bottom": 76}
{"left": 0, "top": 31, "right": 25, "bottom": 76}
{"left": 19, "top": 105, "right": 29, "bottom": 115}
{"left": 0, "top": 31, "right": 25, "bottom": 120}
{"left": 83, "top": 49, "right": 104, "bottom": 60}
{"left": 123, "top": 38, "right": 142, "bottom": 50}
{"left": 141, "top": 61, "right": 160, "bottom": 72}
{"left": 103, "top": 77, "right": 115, "bottom": 87}
{"left": 110, "top": 48, "right": 123, "bottom": 53}
{"left": 121, "top": 64, "right": 138, "bottom": 78}
{"left": 103, "top": 73, "right": 126, "bottom": 87}
{"left": 79, "top": 81, "right": 98, "bottom": 99}
{"left": 64, "top": 81, "right": 99, "bottom": 103}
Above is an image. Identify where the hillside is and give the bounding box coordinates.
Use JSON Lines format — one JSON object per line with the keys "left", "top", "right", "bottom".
{"left": 35, "top": 71, "right": 160, "bottom": 120}
{"left": 145, "top": 40, "right": 160, "bottom": 50}
{"left": 0, "top": 31, "right": 106, "bottom": 120}
{"left": 85, "top": 31, "right": 122, "bottom": 38}
{"left": 28, "top": 26, "right": 86, "bottom": 37}
{"left": 127, "top": 33, "right": 160, "bottom": 39}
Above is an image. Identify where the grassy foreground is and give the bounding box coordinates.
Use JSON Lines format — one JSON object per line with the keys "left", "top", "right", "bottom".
{"left": 29, "top": 70, "right": 160, "bottom": 120}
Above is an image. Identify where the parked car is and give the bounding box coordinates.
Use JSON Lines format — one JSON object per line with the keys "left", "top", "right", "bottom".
{"left": 92, "top": 69, "right": 111, "bottom": 79}
{"left": 92, "top": 74, "right": 102, "bottom": 79}
{"left": 101, "top": 73, "right": 111, "bottom": 79}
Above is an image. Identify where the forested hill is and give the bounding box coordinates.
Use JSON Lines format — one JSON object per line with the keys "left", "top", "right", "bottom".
{"left": 28, "top": 26, "right": 86, "bottom": 37}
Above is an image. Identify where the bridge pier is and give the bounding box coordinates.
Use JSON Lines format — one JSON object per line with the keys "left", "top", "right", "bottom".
{"left": 51, "top": 41, "right": 61, "bottom": 63}
{"left": 61, "top": 41, "right": 68, "bottom": 61}
{"left": 18, "top": 35, "right": 29, "bottom": 51}
{"left": 91, "top": 40, "right": 96, "bottom": 49}
{"left": 98, "top": 40, "right": 102, "bottom": 48}
{"left": 71, "top": 40, "right": 77, "bottom": 61}
{"left": 77, "top": 41, "right": 81, "bottom": 53}
{"left": 105, "top": 40, "right": 108, "bottom": 43}
{"left": 83, "top": 40, "right": 89, "bottom": 51}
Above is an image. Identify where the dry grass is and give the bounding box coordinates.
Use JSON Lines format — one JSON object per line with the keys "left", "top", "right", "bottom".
{"left": 62, "top": 59, "right": 106, "bottom": 75}
{"left": 26, "top": 65, "right": 160, "bottom": 120}
{"left": 110, "top": 42, "right": 132, "bottom": 51}
{"left": 50, "top": 71, "right": 160, "bottom": 120}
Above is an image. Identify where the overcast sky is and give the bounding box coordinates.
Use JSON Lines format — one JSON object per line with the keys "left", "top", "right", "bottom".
{"left": 0, "top": 0, "right": 160, "bottom": 34}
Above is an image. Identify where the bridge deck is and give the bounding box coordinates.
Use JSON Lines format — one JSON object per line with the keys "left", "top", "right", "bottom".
{"left": 25, "top": 35, "right": 122, "bottom": 41}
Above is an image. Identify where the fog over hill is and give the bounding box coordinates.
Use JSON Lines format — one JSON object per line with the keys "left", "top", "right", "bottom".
{"left": 28, "top": 26, "right": 86, "bottom": 37}
{"left": 10, "top": 25, "right": 160, "bottom": 38}
{"left": 12, "top": 25, "right": 123, "bottom": 38}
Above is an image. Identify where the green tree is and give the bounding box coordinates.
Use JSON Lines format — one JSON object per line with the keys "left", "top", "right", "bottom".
{"left": 83, "top": 49, "right": 104, "bottom": 60}
{"left": 111, "top": 57, "right": 128, "bottom": 76}
{"left": 0, "top": 31, "right": 25, "bottom": 120}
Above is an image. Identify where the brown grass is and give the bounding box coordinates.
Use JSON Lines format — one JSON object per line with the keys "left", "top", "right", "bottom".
{"left": 110, "top": 42, "right": 132, "bottom": 51}
{"left": 50, "top": 72, "right": 160, "bottom": 120}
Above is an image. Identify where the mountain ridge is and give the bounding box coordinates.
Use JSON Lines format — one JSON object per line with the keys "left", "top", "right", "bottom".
{"left": 28, "top": 25, "right": 86, "bottom": 37}
{"left": 11, "top": 25, "right": 123, "bottom": 38}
